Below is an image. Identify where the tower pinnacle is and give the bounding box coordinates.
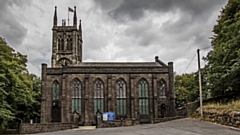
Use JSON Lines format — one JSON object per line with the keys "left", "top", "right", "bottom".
{"left": 73, "top": 6, "right": 77, "bottom": 26}
{"left": 79, "top": 20, "right": 82, "bottom": 39}
{"left": 53, "top": 6, "right": 57, "bottom": 26}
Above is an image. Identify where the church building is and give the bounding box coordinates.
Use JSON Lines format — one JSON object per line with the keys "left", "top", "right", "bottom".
{"left": 40, "top": 6, "right": 175, "bottom": 126}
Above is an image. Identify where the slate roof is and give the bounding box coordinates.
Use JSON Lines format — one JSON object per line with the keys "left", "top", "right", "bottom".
{"left": 73, "top": 62, "right": 165, "bottom": 67}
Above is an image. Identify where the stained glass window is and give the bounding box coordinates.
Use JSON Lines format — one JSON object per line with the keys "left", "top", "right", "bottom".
{"left": 138, "top": 79, "right": 149, "bottom": 114}
{"left": 53, "top": 81, "right": 60, "bottom": 100}
{"left": 116, "top": 79, "right": 126, "bottom": 115}
{"left": 94, "top": 79, "right": 104, "bottom": 113}
{"left": 71, "top": 79, "right": 81, "bottom": 114}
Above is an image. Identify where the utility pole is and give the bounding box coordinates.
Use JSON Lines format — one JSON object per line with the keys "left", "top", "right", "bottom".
{"left": 197, "top": 49, "right": 203, "bottom": 120}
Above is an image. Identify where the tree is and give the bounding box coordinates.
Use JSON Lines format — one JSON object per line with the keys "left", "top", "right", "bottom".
{"left": 204, "top": 0, "right": 240, "bottom": 98}
{"left": 174, "top": 71, "right": 209, "bottom": 108}
{"left": 0, "top": 37, "right": 41, "bottom": 129}
{"left": 174, "top": 73, "right": 198, "bottom": 108}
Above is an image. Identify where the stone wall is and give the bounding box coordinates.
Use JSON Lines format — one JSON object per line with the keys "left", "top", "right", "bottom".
{"left": 204, "top": 110, "right": 240, "bottom": 128}
{"left": 41, "top": 62, "right": 175, "bottom": 125}
{"left": 20, "top": 123, "right": 73, "bottom": 134}
{"left": 176, "top": 101, "right": 200, "bottom": 116}
{"left": 0, "top": 129, "right": 18, "bottom": 134}
{"left": 100, "top": 119, "right": 140, "bottom": 128}
{"left": 186, "top": 101, "right": 200, "bottom": 115}
{"left": 176, "top": 108, "right": 187, "bottom": 116}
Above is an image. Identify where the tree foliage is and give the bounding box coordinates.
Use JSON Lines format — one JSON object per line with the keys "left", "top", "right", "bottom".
{"left": 204, "top": 0, "right": 240, "bottom": 98}
{"left": 174, "top": 72, "right": 209, "bottom": 108}
{"left": 0, "top": 37, "right": 41, "bottom": 129}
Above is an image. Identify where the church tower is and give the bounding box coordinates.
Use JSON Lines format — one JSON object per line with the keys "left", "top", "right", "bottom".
{"left": 51, "top": 6, "right": 82, "bottom": 67}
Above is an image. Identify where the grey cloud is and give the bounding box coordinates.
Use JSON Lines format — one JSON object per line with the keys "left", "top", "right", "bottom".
{"left": 0, "top": 0, "right": 31, "bottom": 46}
{"left": 124, "top": 20, "right": 158, "bottom": 46}
{"left": 95, "top": 0, "right": 227, "bottom": 22}
{"left": 93, "top": 0, "right": 227, "bottom": 50}
{"left": 94, "top": 0, "right": 124, "bottom": 11}
{"left": 108, "top": 0, "right": 175, "bottom": 21}
{"left": 161, "top": 11, "right": 214, "bottom": 48}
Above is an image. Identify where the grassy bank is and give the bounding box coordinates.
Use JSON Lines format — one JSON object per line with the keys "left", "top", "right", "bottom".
{"left": 203, "top": 100, "right": 240, "bottom": 111}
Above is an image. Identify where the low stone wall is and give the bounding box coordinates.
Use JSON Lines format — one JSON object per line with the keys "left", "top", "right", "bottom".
{"left": 20, "top": 123, "right": 74, "bottom": 134}
{"left": 176, "top": 101, "right": 200, "bottom": 116}
{"left": 176, "top": 108, "right": 187, "bottom": 116}
{"left": 186, "top": 101, "right": 200, "bottom": 116}
{"left": 100, "top": 119, "right": 140, "bottom": 128}
{"left": 0, "top": 129, "right": 18, "bottom": 134}
{"left": 204, "top": 110, "right": 240, "bottom": 128}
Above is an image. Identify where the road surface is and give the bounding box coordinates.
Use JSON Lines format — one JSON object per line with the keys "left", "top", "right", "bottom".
{"left": 29, "top": 118, "right": 240, "bottom": 135}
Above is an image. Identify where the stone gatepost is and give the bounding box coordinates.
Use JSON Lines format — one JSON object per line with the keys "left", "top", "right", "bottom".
{"left": 96, "top": 109, "right": 102, "bottom": 128}
{"left": 73, "top": 109, "right": 79, "bottom": 127}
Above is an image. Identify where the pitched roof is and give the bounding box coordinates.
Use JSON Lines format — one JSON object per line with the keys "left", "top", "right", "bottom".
{"left": 73, "top": 62, "right": 166, "bottom": 68}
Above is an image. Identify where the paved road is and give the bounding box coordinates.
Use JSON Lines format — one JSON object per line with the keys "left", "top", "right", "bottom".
{"left": 30, "top": 118, "right": 240, "bottom": 135}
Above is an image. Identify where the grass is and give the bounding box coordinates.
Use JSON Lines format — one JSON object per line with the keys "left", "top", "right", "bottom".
{"left": 203, "top": 100, "right": 240, "bottom": 111}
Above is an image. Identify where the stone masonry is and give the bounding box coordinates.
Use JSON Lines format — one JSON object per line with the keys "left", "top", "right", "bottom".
{"left": 40, "top": 6, "right": 175, "bottom": 126}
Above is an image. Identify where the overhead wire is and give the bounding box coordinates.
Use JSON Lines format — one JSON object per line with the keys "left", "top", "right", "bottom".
{"left": 182, "top": 52, "right": 197, "bottom": 74}
{"left": 200, "top": 46, "right": 211, "bottom": 50}
{"left": 181, "top": 47, "right": 211, "bottom": 74}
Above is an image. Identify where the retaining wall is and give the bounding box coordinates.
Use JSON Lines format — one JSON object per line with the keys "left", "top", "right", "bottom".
{"left": 20, "top": 123, "right": 74, "bottom": 134}
{"left": 204, "top": 110, "right": 240, "bottom": 128}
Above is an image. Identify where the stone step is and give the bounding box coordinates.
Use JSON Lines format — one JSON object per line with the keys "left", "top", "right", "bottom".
{"left": 77, "top": 126, "right": 96, "bottom": 130}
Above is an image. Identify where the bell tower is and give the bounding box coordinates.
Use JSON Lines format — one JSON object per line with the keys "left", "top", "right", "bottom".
{"left": 51, "top": 6, "right": 83, "bottom": 68}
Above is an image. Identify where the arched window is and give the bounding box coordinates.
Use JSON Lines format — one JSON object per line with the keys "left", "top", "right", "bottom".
{"left": 94, "top": 79, "right": 104, "bottom": 113}
{"left": 67, "top": 35, "right": 72, "bottom": 51}
{"left": 52, "top": 81, "right": 60, "bottom": 100}
{"left": 61, "top": 39, "right": 64, "bottom": 50}
{"left": 116, "top": 79, "right": 126, "bottom": 115}
{"left": 71, "top": 79, "right": 81, "bottom": 114}
{"left": 138, "top": 79, "right": 149, "bottom": 114}
{"left": 58, "top": 37, "right": 64, "bottom": 51}
{"left": 158, "top": 79, "right": 166, "bottom": 97}
{"left": 58, "top": 38, "right": 61, "bottom": 50}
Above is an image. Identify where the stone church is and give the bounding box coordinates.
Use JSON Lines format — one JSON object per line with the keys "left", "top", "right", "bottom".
{"left": 40, "top": 6, "right": 175, "bottom": 126}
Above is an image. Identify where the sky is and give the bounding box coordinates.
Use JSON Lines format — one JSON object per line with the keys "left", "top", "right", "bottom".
{"left": 0, "top": 0, "right": 228, "bottom": 76}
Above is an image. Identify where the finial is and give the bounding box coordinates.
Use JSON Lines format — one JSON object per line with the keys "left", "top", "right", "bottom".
{"left": 53, "top": 6, "right": 57, "bottom": 26}
{"left": 79, "top": 19, "right": 82, "bottom": 36}
{"left": 73, "top": 6, "right": 77, "bottom": 26}
{"left": 155, "top": 56, "right": 159, "bottom": 62}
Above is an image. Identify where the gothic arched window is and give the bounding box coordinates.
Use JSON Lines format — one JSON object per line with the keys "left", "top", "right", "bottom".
{"left": 58, "top": 37, "right": 64, "bottom": 51}
{"left": 71, "top": 79, "right": 81, "bottom": 114}
{"left": 94, "top": 79, "right": 104, "bottom": 113}
{"left": 67, "top": 35, "right": 72, "bottom": 51}
{"left": 58, "top": 38, "right": 61, "bottom": 50}
{"left": 52, "top": 81, "right": 60, "bottom": 100}
{"left": 116, "top": 79, "right": 126, "bottom": 115}
{"left": 61, "top": 39, "right": 64, "bottom": 50}
{"left": 138, "top": 79, "right": 149, "bottom": 114}
{"left": 158, "top": 79, "right": 166, "bottom": 97}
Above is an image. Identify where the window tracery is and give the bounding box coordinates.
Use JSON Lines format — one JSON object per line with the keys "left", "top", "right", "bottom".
{"left": 158, "top": 79, "right": 166, "bottom": 97}
{"left": 138, "top": 79, "right": 149, "bottom": 114}
{"left": 116, "top": 79, "right": 126, "bottom": 115}
{"left": 94, "top": 79, "right": 104, "bottom": 113}
{"left": 71, "top": 79, "right": 81, "bottom": 114}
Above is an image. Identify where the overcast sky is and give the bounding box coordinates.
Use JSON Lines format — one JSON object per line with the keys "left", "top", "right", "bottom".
{"left": 0, "top": 0, "right": 228, "bottom": 76}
